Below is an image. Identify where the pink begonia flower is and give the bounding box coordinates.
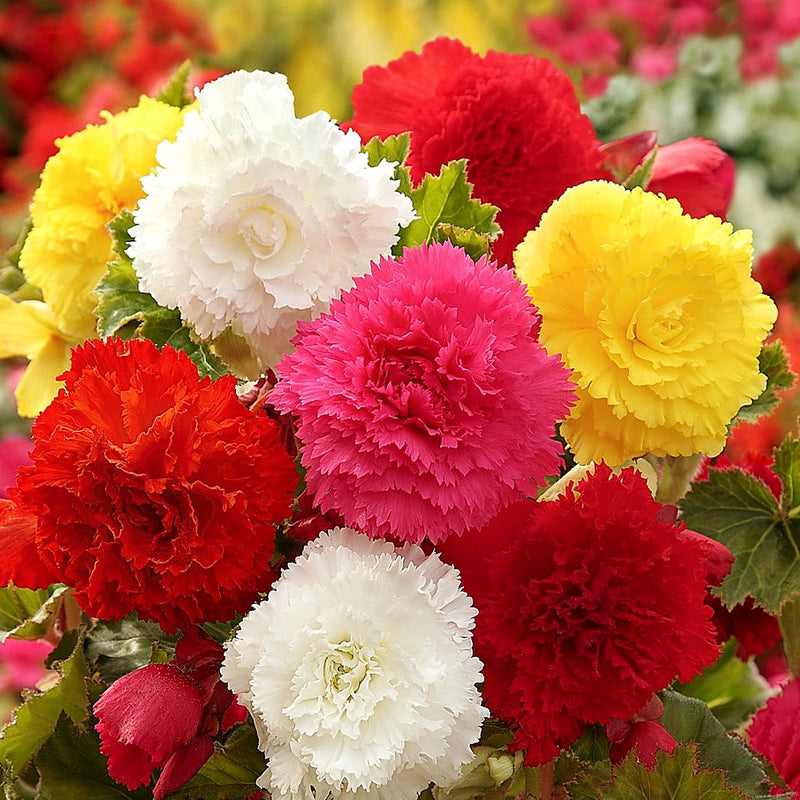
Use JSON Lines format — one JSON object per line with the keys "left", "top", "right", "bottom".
{"left": 648, "top": 137, "right": 736, "bottom": 220}
{"left": 271, "top": 241, "right": 575, "bottom": 544}
{"left": 93, "top": 627, "right": 240, "bottom": 799}
{"left": 0, "top": 638, "right": 53, "bottom": 692}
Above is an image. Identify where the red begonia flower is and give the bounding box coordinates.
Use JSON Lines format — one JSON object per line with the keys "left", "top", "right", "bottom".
{"left": 94, "top": 627, "right": 240, "bottom": 798}
{"left": 440, "top": 465, "right": 725, "bottom": 764}
{"left": 648, "top": 137, "right": 735, "bottom": 220}
{"left": 0, "top": 338, "right": 297, "bottom": 631}
{"left": 346, "top": 37, "right": 607, "bottom": 266}
{"left": 748, "top": 678, "right": 800, "bottom": 793}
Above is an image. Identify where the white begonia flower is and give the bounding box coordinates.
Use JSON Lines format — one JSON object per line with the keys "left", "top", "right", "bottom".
{"left": 221, "top": 528, "right": 488, "bottom": 800}
{"left": 128, "top": 70, "right": 415, "bottom": 369}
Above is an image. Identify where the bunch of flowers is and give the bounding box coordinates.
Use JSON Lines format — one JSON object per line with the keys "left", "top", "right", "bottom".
{"left": 0, "top": 36, "right": 797, "bottom": 800}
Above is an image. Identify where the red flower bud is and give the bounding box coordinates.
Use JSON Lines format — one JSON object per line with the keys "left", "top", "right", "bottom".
{"left": 649, "top": 137, "right": 735, "bottom": 220}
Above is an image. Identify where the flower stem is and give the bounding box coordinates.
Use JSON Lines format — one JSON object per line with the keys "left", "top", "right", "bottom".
{"left": 539, "top": 760, "right": 554, "bottom": 800}
{"left": 652, "top": 454, "right": 704, "bottom": 505}
{"left": 779, "top": 593, "right": 800, "bottom": 677}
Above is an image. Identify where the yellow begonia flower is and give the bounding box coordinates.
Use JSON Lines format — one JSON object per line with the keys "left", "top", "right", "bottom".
{"left": 514, "top": 180, "right": 777, "bottom": 466}
{"left": 19, "top": 96, "right": 188, "bottom": 342}
{"left": 0, "top": 297, "right": 77, "bottom": 416}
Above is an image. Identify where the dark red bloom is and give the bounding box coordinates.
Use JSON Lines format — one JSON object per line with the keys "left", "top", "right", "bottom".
{"left": 94, "top": 627, "right": 240, "bottom": 798}
{"left": 0, "top": 338, "right": 297, "bottom": 632}
{"left": 708, "top": 595, "right": 783, "bottom": 661}
{"left": 440, "top": 465, "right": 724, "bottom": 764}
{"left": 346, "top": 37, "right": 607, "bottom": 266}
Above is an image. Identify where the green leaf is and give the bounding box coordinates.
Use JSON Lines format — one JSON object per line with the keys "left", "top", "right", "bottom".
{"left": 394, "top": 159, "right": 500, "bottom": 255}
{"left": 676, "top": 641, "right": 771, "bottom": 730}
{"left": 680, "top": 466, "right": 800, "bottom": 613}
{"left": 434, "top": 223, "right": 494, "bottom": 261}
{"left": 731, "top": 341, "right": 795, "bottom": 427}
{"left": 168, "top": 723, "right": 264, "bottom": 799}
{"left": 623, "top": 144, "right": 658, "bottom": 190}
{"left": 156, "top": 60, "right": 194, "bottom": 109}
{"left": 36, "top": 714, "right": 151, "bottom": 800}
{"left": 659, "top": 690, "right": 770, "bottom": 797}
{"left": 569, "top": 745, "right": 748, "bottom": 800}
{"left": 96, "top": 211, "right": 227, "bottom": 380}
{"left": 0, "top": 631, "right": 91, "bottom": 780}
{"left": 0, "top": 584, "right": 70, "bottom": 643}
{"left": 84, "top": 618, "right": 178, "bottom": 683}
{"left": 363, "top": 133, "right": 410, "bottom": 171}
{"left": 571, "top": 724, "right": 611, "bottom": 763}
{"left": 774, "top": 435, "right": 800, "bottom": 517}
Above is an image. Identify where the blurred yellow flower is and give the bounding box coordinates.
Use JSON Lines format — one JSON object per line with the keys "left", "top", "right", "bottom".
{"left": 514, "top": 180, "right": 777, "bottom": 465}
{"left": 19, "top": 96, "right": 188, "bottom": 341}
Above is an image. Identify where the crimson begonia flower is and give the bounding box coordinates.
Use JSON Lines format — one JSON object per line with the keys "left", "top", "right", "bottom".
{"left": 94, "top": 627, "right": 240, "bottom": 798}
{"left": 346, "top": 36, "right": 607, "bottom": 266}
{"left": 601, "top": 133, "right": 735, "bottom": 220}
{"left": 439, "top": 465, "right": 726, "bottom": 765}
{"left": 0, "top": 337, "right": 297, "bottom": 631}
{"left": 606, "top": 696, "right": 678, "bottom": 769}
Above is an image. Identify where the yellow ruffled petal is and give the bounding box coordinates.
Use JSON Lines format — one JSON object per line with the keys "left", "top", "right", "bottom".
{"left": 14, "top": 333, "right": 72, "bottom": 417}
{"left": 514, "top": 180, "right": 777, "bottom": 465}
{"left": 0, "top": 297, "right": 58, "bottom": 359}
{"left": 18, "top": 95, "right": 188, "bottom": 344}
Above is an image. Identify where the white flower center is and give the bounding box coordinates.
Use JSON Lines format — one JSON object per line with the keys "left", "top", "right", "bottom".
{"left": 322, "top": 642, "right": 371, "bottom": 699}
{"left": 241, "top": 205, "right": 288, "bottom": 259}
{"left": 285, "top": 634, "right": 391, "bottom": 740}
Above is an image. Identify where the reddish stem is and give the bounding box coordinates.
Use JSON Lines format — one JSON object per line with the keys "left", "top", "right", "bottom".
{"left": 539, "top": 759, "right": 554, "bottom": 800}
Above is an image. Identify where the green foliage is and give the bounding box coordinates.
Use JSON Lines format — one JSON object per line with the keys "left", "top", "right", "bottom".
{"left": 395, "top": 159, "right": 500, "bottom": 256}
{"left": 571, "top": 725, "right": 611, "bottom": 763}
{"left": 169, "top": 723, "right": 265, "bottom": 799}
{"left": 36, "top": 715, "right": 151, "bottom": 800}
{"left": 362, "top": 135, "right": 500, "bottom": 259}
{"left": 676, "top": 641, "right": 771, "bottom": 730}
{"left": 84, "top": 617, "right": 179, "bottom": 683}
{"left": 363, "top": 133, "right": 411, "bottom": 177}
{"left": 156, "top": 60, "right": 195, "bottom": 109}
{"left": 680, "top": 462, "right": 800, "bottom": 613}
{"left": 731, "top": 342, "right": 796, "bottom": 428}
{"left": 569, "top": 745, "right": 748, "bottom": 800}
{"left": 0, "top": 584, "right": 70, "bottom": 643}
{"left": 659, "top": 690, "right": 770, "bottom": 797}
{"left": 0, "top": 632, "right": 92, "bottom": 782}
{"left": 622, "top": 144, "right": 658, "bottom": 190}
{"left": 95, "top": 211, "right": 227, "bottom": 380}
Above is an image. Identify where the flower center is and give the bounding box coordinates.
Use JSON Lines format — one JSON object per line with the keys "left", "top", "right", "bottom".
{"left": 240, "top": 206, "right": 288, "bottom": 259}
{"left": 322, "top": 643, "right": 371, "bottom": 699}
